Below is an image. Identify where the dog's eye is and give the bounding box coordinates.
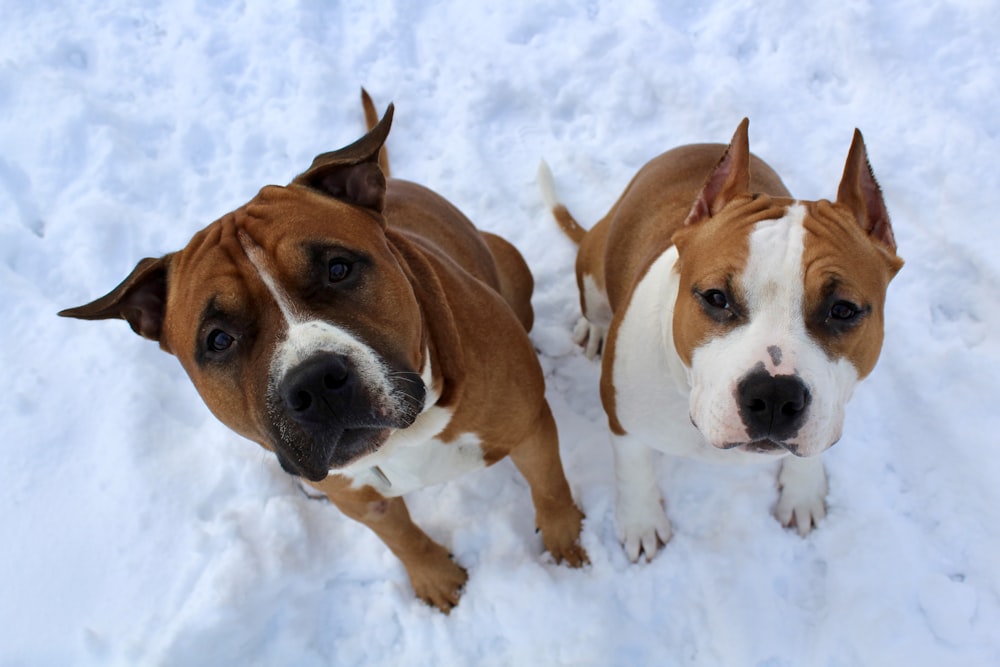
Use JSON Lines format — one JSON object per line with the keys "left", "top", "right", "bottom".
{"left": 829, "top": 301, "right": 859, "bottom": 321}
{"left": 329, "top": 258, "right": 352, "bottom": 283}
{"left": 207, "top": 329, "right": 235, "bottom": 352}
{"left": 702, "top": 289, "right": 729, "bottom": 310}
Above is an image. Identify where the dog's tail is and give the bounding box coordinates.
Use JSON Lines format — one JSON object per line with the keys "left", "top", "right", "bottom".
{"left": 361, "top": 87, "right": 391, "bottom": 178}
{"left": 537, "top": 160, "right": 587, "bottom": 244}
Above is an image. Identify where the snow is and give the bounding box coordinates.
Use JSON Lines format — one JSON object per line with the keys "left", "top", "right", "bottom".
{"left": 3, "top": 1, "right": 999, "bottom": 665}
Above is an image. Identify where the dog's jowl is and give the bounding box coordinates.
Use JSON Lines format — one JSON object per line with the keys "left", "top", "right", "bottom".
{"left": 541, "top": 119, "right": 901, "bottom": 562}
{"left": 61, "top": 93, "right": 587, "bottom": 612}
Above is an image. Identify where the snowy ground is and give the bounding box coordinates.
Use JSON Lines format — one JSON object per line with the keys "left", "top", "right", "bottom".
{"left": 3, "top": 1, "right": 999, "bottom": 665}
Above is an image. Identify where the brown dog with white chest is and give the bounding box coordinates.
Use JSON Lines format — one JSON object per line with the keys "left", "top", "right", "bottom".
{"left": 60, "top": 92, "right": 587, "bottom": 612}
{"left": 541, "top": 120, "right": 901, "bottom": 562}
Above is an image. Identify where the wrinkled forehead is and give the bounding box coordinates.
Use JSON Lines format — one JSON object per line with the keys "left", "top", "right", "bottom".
{"left": 681, "top": 198, "right": 887, "bottom": 302}
{"left": 740, "top": 204, "right": 807, "bottom": 304}
{"left": 162, "top": 187, "right": 385, "bottom": 343}
{"left": 676, "top": 196, "right": 797, "bottom": 285}
{"left": 800, "top": 200, "right": 894, "bottom": 297}
{"left": 160, "top": 213, "right": 272, "bottom": 353}
{"left": 173, "top": 185, "right": 383, "bottom": 279}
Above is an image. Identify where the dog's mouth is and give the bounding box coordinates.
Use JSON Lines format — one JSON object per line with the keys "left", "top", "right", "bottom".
{"left": 266, "top": 352, "right": 426, "bottom": 482}
{"left": 723, "top": 439, "right": 793, "bottom": 455}
{"left": 691, "top": 414, "right": 794, "bottom": 456}
{"left": 275, "top": 425, "right": 394, "bottom": 482}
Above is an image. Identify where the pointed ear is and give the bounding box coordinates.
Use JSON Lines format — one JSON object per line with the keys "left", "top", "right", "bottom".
{"left": 837, "top": 129, "right": 897, "bottom": 254}
{"left": 292, "top": 103, "right": 394, "bottom": 213}
{"left": 58, "top": 256, "right": 171, "bottom": 342}
{"left": 683, "top": 118, "right": 752, "bottom": 226}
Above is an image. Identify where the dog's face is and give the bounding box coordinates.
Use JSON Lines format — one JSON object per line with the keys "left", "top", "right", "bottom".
{"left": 670, "top": 121, "right": 902, "bottom": 458}
{"left": 60, "top": 107, "right": 430, "bottom": 482}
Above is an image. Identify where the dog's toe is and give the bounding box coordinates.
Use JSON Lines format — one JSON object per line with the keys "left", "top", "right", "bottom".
{"left": 617, "top": 505, "right": 673, "bottom": 563}
{"left": 775, "top": 484, "right": 827, "bottom": 536}
{"left": 539, "top": 503, "right": 590, "bottom": 568}
{"left": 775, "top": 457, "right": 828, "bottom": 536}
{"left": 572, "top": 317, "right": 606, "bottom": 360}
{"left": 405, "top": 550, "right": 468, "bottom": 614}
{"left": 554, "top": 542, "right": 591, "bottom": 568}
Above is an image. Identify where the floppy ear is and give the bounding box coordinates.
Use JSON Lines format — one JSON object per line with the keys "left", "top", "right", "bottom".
{"left": 58, "top": 256, "right": 171, "bottom": 343}
{"left": 683, "top": 118, "right": 752, "bottom": 226}
{"left": 292, "top": 103, "right": 394, "bottom": 213}
{"left": 836, "top": 129, "right": 898, "bottom": 254}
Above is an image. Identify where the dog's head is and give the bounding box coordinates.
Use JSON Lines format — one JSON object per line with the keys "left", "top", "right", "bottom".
{"left": 60, "top": 105, "right": 432, "bottom": 482}
{"left": 670, "top": 120, "right": 903, "bottom": 458}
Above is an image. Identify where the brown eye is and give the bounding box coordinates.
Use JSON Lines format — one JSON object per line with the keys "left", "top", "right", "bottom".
{"left": 829, "top": 301, "right": 859, "bottom": 321}
{"left": 329, "top": 259, "right": 352, "bottom": 283}
{"left": 207, "top": 329, "right": 235, "bottom": 352}
{"left": 702, "top": 289, "right": 729, "bottom": 310}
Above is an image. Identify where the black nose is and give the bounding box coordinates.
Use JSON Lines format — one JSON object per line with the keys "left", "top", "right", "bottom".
{"left": 737, "top": 369, "right": 810, "bottom": 441}
{"left": 279, "top": 353, "right": 354, "bottom": 425}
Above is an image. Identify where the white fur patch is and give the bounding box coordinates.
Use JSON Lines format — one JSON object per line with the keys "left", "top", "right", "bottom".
{"left": 536, "top": 159, "right": 560, "bottom": 210}
{"left": 775, "top": 455, "right": 828, "bottom": 535}
{"left": 270, "top": 319, "right": 397, "bottom": 408}
{"left": 612, "top": 432, "right": 673, "bottom": 562}
{"left": 574, "top": 274, "right": 612, "bottom": 359}
{"left": 687, "top": 203, "right": 858, "bottom": 456}
{"left": 610, "top": 247, "right": 768, "bottom": 463}
{"left": 238, "top": 231, "right": 300, "bottom": 326}
{"left": 238, "top": 232, "right": 396, "bottom": 399}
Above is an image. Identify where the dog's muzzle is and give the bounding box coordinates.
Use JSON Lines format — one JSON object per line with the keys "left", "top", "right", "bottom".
{"left": 270, "top": 351, "right": 425, "bottom": 481}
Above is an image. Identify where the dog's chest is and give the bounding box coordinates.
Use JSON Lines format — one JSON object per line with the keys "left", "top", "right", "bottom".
{"left": 611, "top": 248, "right": 696, "bottom": 444}
{"left": 338, "top": 405, "right": 486, "bottom": 497}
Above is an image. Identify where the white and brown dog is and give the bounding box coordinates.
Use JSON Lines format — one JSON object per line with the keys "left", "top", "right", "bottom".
{"left": 540, "top": 120, "right": 902, "bottom": 562}
{"left": 60, "top": 93, "right": 587, "bottom": 611}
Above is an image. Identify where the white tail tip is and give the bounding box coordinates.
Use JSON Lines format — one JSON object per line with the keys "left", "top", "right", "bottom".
{"left": 536, "top": 159, "right": 560, "bottom": 210}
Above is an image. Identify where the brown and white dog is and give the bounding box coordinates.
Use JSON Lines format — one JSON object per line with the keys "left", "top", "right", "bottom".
{"left": 540, "top": 120, "right": 902, "bottom": 562}
{"left": 60, "top": 93, "right": 587, "bottom": 611}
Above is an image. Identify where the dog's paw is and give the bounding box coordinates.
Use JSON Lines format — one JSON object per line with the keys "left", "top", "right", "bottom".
{"left": 775, "top": 457, "right": 828, "bottom": 537}
{"left": 775, "top": 490, "right": 826, "bottom": 536}
{"left": 616, "top": 499, "right": 673, "bottom": 563}
{"left": 539, "top": 503, "right": 590, "bottom": 568}
{"left": 405, "top": 550, "right": 468, "bottom": 614}
{"left": 572, "top": 316, "right": 606, "bottom": 360}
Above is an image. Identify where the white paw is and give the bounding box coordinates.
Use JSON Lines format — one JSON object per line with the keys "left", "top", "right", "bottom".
{"left": 616, "top": 497, "right": 673, "bottom": 562}
{"left": 775, "top": 457, "right": 828, "bottom": 536}
{"left": 572, "top": 316, "right": 606, "bottom": 360}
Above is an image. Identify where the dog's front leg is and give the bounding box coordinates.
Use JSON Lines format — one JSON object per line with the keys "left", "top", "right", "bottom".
{"left": 612, "top": 433, "right": 673, "bottom": 562}
{"left": 508, "top": 404, "right": 589, "bottom": 567}
{"left": 774, "top": 455, "right": 828, "bottom": 536}
{"left": 320, "top": 483, "right": 468, "bottom": 613}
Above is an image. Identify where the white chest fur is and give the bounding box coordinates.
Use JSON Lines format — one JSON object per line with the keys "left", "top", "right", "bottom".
{"left": 339, "top": 405, "right": 485, "bottom": 498}
{"left": 335, "top": 354, "right": 486, "bottom": 497}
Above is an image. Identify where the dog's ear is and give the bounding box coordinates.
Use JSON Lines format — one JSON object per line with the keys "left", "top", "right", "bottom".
{"left": 58, "top": 256, "right": 171, "bottom": 343}
{"left": 683, "top": 118, "right": 752, "bottom": 226}
{"left": 293, "top": 104, "right": 394, "bottom": 214}
{"left": 836, "top": 129, "right": 899, "bottom": 256}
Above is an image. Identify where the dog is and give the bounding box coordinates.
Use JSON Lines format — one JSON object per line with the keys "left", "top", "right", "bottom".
{"left": 60, "top": 92, "right": 587, "bottom": 611}
{"left": 539, "top": 119, "right": 902, "bottom": 562}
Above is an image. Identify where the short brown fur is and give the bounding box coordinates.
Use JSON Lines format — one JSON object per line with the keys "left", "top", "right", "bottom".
{"left": 61, "top": 92, "right": 586, "bottom": 612}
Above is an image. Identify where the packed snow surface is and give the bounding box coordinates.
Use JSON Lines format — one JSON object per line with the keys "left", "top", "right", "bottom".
{"left": 2, "top": 1, "right": 999, "bottom": 665}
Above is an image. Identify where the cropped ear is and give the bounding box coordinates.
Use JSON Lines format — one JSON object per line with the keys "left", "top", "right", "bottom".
{"left": 292, "top": 103, "right": 394, "bottom": 213}
{"left": 58, "top": 255, "right": 171, "bottom": 343}
{"left": 683, "top": 118, "right": 752, "bottom": 226}
{"left": 836, "top": 129, "right": 897, "bottom": 254}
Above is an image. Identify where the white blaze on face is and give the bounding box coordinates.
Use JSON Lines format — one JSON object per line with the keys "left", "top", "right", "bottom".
{"left": 236, "top": 232, "right": 401, "bottom": 421}
{"left": 686, "top": 204, "right": 859, "bottom": 456}
{"left": 237, "top": 232, "right": 476, "bottom": 491}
